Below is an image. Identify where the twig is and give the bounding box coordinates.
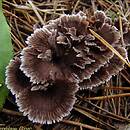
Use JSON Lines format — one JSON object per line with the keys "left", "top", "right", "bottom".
{"left": 121, "top": 70, "right": 130, "bottom": 84}
{"left": 28, "top": 0, "right": 45, "bottom": 25}
{"left": 75, "top": 104, "right": 125, "bottom": 122}
{"left": 77, "top": 95, "right": 130, "bottom": 122}
{"left": 11, "top": 32, "right": 25, "bottom": 49}
{"left": 86, "top": 93, "right": 130, "bottom": 100}
{"left": 4, "top": 9, "right": 33, "bottom": 29}
{"left": 74, "top": 107, "right": 116, "bottom": 129}
{"left": 72, "top": 0, "right": 80, "bottom": 14}
{"left": 14, "top": 18, "right": 25, "bottom": 44}
{"left": 105, "top": 86, "right": 130, "bottom": 91}
{"left": 4, "top": 1, "right": 66, "bottom": 15}
{"left": 1, "top": 108, "right": 23, "bottom": 116}
{"left": 62, "top": 120, "right": 102, "bottom": 130}
{"left": 119, "top": 15, "right": 125, "bottom": 46}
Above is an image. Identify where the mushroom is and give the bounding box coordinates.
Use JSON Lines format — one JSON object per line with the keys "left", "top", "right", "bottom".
{"left": 20, "top": 47, "right": 64, "bottom": 84}
{"left": 16, "top": 79, "right": 78, "bottom": 124}
{"left": 6, "top": 10, "right": 128, "bottom": 124}
{"left": 124, "top": 29, "right": 130, "bottom": 47}
{"left": 6, "top": 57, "right": 79, "bottom": 124}
{"left": 79, "top": 46, "right": 127, "bottom": 89}
{"left": 114, "top": 18, "right": 129, "bottom": 34}
{"left": 5, "top": 57, "right": 30, "bottom": 96}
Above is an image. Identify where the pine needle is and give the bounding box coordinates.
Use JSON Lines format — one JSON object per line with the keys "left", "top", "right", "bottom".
{"left": 28, "top": 0, "right": 45, "bottom": 25}
{"left": 62, "top": 120, "right": 102, "bottom": 130}
{"left": 86, "top": 93, "right": 130, "bottom": 100}
{"left": 89, "top": 29, "right": 130, "bottom": 68}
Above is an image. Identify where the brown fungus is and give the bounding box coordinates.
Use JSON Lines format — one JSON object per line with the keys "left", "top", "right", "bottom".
{"left": 124, "top": 29, "right": 130, "bottom": 46}
{"left": 114, "top": 18, "right": 129, "bottom": 34}
{"left": 5, "top": 57, "right": 31, "bottom": 96}
{"left": 79, "top": 46, "right": 127, "bottom": 89}
{"left": 16, "top": 80, "right": 78, "bottom": 124}
{"left": 6, "top": 58, "right": 79, "bottom": 124}
{"left": 6, "top": 11, "right": 128, "bottom": 124}
{"left": 20, "top": 47, "right": 64, "bottom": 84}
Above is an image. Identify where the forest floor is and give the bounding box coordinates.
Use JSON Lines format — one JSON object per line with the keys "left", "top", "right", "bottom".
{"left": 1, "top": 0, "right": 130, "bottom": 130}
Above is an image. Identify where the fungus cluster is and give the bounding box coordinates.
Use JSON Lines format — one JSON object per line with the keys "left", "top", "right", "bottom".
{"left": 6, "top": 11, "right": 129, "bottom": 124}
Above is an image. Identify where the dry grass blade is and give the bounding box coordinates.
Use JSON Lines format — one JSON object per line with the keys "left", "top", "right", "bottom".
{"left": 74, "top": 107, "right": 117, "bottom": 129}
{"left": 75, "top": 104, "right": 125, "bottom": 122}
{"left": 119, "top": 15, "right": 125, "bottom": 46}
{"left": 1, "top": 108, "right": 23, "bottom": 116}
{"left": 28, "top": 0, "right": 45, "bottom": 25}
{"left": 11, "top": 32, "right": 25, "bottom": 49}
{"left": 105, "top": 86, "right": 130, "bottom": 91}
{"left": 121, "top": 70, "right": 130, "bottom": 84}
{"left": 97, "top": 0, "right": 118, "bottom": 13}
{"left": 78, "top": 96, "right": 130, "bottom": 122}
{"left": 86, "top": 93, "right": 130, "bottom": 100}
{"left": 4, "top": 1, "right": 64, "bottom": 15}
{"left": 2, "top": 0, "right": 130, "bottom": 129}
{"left": 89, "top": 29, "right": 130, "bottom": 68}
{"left": 72, "top": 0, "right": 80, "bottom": 14}
{"left": 62, "top": 120, "right": 102, "bottom": 130}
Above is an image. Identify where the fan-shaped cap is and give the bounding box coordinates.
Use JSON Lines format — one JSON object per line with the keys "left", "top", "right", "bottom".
{"left": 90, "top": 11, "right": 120, "bottom": 45}
{"left": 97, "top": 23, "right": 120, "bottom": 45}
{"left": 6, "top": 11, "right": 128, "bottom": 125}
{"left": 20, "top": 47, "right": 64, "bottom": 84}
{"left": 5, "top": 57, "right": 31, "bottom": 95}
{"left": 16, "top": 79, "right": 79, "bottom": 124}
{"left": 114, "top": 18, "right": 129, "bottom": 34}
{"left": 26, "top": 27, "right": 51, "bottom": 52}
{"left": 93, "top": 10, "right": 106, "bottom": 23}
{"left": 79, "top": 46, "right": 127, "bottom": 89}
{"left": 21, "top": 11, "right": 126, "bottom": 90}
{"left": 124, "top": 29, "right": 130, "bottom": 46}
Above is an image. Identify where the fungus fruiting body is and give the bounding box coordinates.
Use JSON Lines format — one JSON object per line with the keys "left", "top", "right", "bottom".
{"left": 6, "top": 11, "right": 128, "bottom": 124}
